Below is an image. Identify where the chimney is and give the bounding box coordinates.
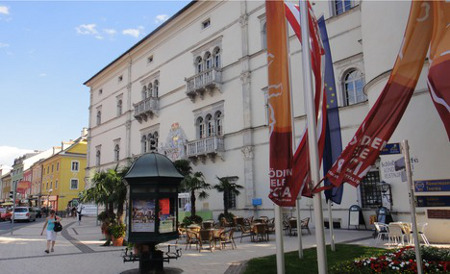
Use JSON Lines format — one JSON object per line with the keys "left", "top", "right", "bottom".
{"left": 81, "top": 127, "right": 88, "bottom": 137}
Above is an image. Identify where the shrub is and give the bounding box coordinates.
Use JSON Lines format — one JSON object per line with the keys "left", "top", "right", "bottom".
{"left": 108, "top": 222, "right": 126, "bottom": 239}
{"left": 218, "top": 212, "right": 235, "bottom": 223}
{"left": 182, "top": 215, "right": 203, "bottom": 226}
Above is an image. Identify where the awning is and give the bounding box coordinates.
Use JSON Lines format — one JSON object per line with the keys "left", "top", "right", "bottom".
{"left": 1, "top": 202, "right": 14, "bottom": 206}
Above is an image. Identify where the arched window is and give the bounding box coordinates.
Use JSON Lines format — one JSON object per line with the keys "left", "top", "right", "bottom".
{"left": 153, "top": 80, "right": 159, "bottom": 98}
{"left": 96, "top": 111, "right": 101, "bottom": 126}
{"left": 334, "top": 0, "right": 352, "bottom": 15}
{"left": 117, "top": 99, "right": 122, "bottom": 116}
{"left": 197, "top": 117, "right": 205, "bottom": 139}
{"left": 141, "top": 135, "right": 147, "bottom": 153}
{"left": 196, "top": 57, "right": 203, "bottom": 73}
{"left": 204, "top": 52, "right": 212, "bottom": 70}
{"left": 343, "top": 69, "right": 366, "bottom": 106}
{"left": 142, "top": 86, "right": 148, "bottom": 99}
{"left": 149, "top": 132, "right": 158, "bottom": 152}
{"left": 261, "top": 22, "right": 267, "bottom": 50}
{"left": 205, "top": 114, "right": 214, "bottom": 137}
{"left": 215, "top": 111, "right": 223, "bottom": 136}
{"left": 213, "top": 47, "right": 221, "bottom": 68}
{"left": 96, "top": 150, "right": 101, "bottom": 166}
{"left": 148, "top": 83, "right": 153, "bottom": 98}
{"left": 114, "top": 144, "right": 120, "bottom": 162}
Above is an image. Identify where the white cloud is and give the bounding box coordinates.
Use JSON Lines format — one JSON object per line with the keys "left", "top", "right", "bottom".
{"left": 103, "top": 28, "right": 117, "bottom": 35}
{"left": 75, "top": 24, "right": 98, "bottom": 35}
{"left": 155, "top": 14, "right": 169, "bottom": 24}
{"left": 0, "top": 146, "right": 33, "bottom": 166}
{"left": 0, "top": 42, "right": 9, "bottom": 48}
{"left": 0, "top": 6, "right": 9, "bottom": 15}
{"left": 122, "top": 26, "right": 144, "bottom": 38}
{"left": 39, "top": 73, "right": 47, "bottom": 77}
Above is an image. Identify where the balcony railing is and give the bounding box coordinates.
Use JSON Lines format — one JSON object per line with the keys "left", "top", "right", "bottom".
{"left": 186, "top": 136, "right": 224, "bottom": 159}
{"left": 133, "top": 97, "right": 159, "bottom": 122}
{"left": 185, "top": 68, "right": 222, "bottom": 101}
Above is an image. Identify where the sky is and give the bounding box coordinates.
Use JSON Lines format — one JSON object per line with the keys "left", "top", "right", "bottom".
{"left": 0, "top": 0, "right": 190, "bottom": 167}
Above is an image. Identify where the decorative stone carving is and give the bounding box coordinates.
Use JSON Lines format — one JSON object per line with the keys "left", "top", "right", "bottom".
{"left": 239, "top": 14, "right": 248, "bottom": 27}
{"left": 240, "top": 71, "right": 251, "bottom": 85}
{"left": 241, "top": 146, "right": 254, "bottom": 159}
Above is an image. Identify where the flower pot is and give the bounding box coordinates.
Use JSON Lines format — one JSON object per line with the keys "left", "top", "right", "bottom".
{"left": 112, "top": 236, "right": 124, "bottom": 246}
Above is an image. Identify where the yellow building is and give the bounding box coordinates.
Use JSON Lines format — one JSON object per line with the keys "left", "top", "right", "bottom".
{"left": 41, "top": 134, "right": 87, "bottom": 212}
{"left": 1, "top": 173, "right": 11, "bottom": 201}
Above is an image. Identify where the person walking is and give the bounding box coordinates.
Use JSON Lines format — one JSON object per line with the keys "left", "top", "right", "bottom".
{"left": 40, "top": 210, "right": 61, "bottom": 253}
{"left": 77, "top": 205, "right": 83, "bottom": 225}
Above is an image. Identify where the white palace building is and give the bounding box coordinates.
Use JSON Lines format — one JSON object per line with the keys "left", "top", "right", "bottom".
{"left": 84, "top": 1, "right": 450, "bottom": 243}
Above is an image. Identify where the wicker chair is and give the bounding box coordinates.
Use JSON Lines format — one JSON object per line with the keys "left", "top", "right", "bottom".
{"left": 185, "top": 230, "right": 200, "bottom": 250}
{"left": 219, "top": 229, "right": 236, "bottom": 250}
{"left": 239, "top": 225, "right": 254, "bottom": 243}
{"left": 199, "top": 229, "right": 214, "bottom": 252}
{"left": 301, "top": 217, "right": 311, "bottom": 235}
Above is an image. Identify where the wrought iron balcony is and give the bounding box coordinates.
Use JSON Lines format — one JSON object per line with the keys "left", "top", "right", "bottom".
{"left": 133, "top": 97, "right": 159, "bottom": 122}
{"left": 185, "top": 68, "right": 222, "bottom": 101}
{"left": 186, "top": 136, "right": 224, "bottom": 161}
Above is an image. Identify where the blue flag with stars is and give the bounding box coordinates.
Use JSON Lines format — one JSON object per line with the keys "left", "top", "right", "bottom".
{"left": 318, "top": 16, "right": 344, "bottom": 204}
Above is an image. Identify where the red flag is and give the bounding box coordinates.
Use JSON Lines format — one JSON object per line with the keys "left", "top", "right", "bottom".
{"left": 325, "top": 1, "right": 433, "bottom": 187}
{"left": 266, "top": 0, "right": 295, "bottom": 205}
{"left": 285, "top": 1, "right": 327, "bottom": 198}
{"left": 427, "top": 1, "right": 450, "bottom": 141}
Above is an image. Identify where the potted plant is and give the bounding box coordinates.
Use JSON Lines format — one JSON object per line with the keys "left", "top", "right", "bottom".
{"left": 109, "top": 222, "right": 126, "bottom": 246}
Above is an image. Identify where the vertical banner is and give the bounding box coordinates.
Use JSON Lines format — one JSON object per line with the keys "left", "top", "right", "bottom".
{"left": 318, "top": 16, "right": 344, "bottom": 204}
{"left": 427, "top": 1, "right": 450, "bottom": 141}
{"left": 325, "top": 1, "right": 433, "bottom": 188}
{"left": 266, "top": 0, "right": 294, "bottom": 206}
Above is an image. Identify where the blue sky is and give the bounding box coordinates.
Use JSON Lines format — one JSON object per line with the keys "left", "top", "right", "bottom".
{"left": 0, "top": 1, "right": 190, "bottom": 166}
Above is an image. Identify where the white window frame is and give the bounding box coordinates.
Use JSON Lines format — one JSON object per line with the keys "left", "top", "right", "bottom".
{"left": 342, "top": 69, "right": 366, "bottom": 106}
{"left": 70, "top": 178, "right": 79, "bottom": 190}
{"left": 71, "top": 161, "right": 80, "bottom": 172}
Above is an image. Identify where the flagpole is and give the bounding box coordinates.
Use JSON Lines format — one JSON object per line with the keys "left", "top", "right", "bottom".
{"left": 299, "top": 1, "right": 327, "bottom": 273}
{"left": 327, "top": 201, "right": 335, "bottom": 251}
{"left": 285, "top": 7, "right": 304, "bottom": 259}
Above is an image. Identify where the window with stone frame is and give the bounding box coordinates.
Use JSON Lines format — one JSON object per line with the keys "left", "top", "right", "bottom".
{"left": 114, "top": 144, "right": 120, "bottom": 162}
{"left": 205, "top": 114, "right": 214, "bottom": 137}
{"left": 95, "top": 148, "right": 101, "bottom": 166}
{"left": 342, "top": 68, "right": 366, "bottom": 106}
{"left": 213, "top": 47, "right": 221, "bottom": 68}
{"left": 333, "top": 0, "right": 354, "bottom": 16}
{"left": 196, "top": 56, "right": 203, "bottom": 73}
{"left": 117, "top": 99, "right": 123, "bottom": 117}
{"left": 96, "top": 110, "right": 102, "bottom": 126}
{"left": 141, "top": 135, "right": 148, "bottom": 153}
{"left": 142, "top": 86, "right": 148, "bottom": 100}
{"left": 153, "top": 80, "right": 159, "bottom": 98}
{"left": 215, "top": 111, "right": 223, "bottom": 136}
{"left": 359, "top": 170, "right": 383, "bottom": 208}
{"left": 197, "top": 117, "right": 205, "bottom": 139}
{"left": 148, "top": 132, "right": 159, "bottom": 152}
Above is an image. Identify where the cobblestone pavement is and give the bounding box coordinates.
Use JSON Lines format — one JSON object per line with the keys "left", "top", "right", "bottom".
{"left": 0, "top": 216, "right": 375, "bottom": 274}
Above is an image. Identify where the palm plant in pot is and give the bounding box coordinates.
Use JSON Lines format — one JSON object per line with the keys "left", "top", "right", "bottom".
{"left": 109, "top": 222, "right": 126, "bottom": 246}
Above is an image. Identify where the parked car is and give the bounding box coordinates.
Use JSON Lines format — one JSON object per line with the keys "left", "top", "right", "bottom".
{"left": 0, "top": 208, "right": 12, "bottom": 222}
{"left": 32, "top": 207, "right": 42, "bottom": 218}
{"left": 13, "top": 207, "right": 37, "bottom": 222}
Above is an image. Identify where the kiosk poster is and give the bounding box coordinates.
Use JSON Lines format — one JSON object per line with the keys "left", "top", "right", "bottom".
{"left": 131, "top": 199, "right": 156, "bottom": 232}
{"left": 159, "top": 198, "right": 175, "bottom": 233}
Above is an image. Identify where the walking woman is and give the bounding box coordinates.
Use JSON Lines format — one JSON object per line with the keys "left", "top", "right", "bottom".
{"left": 40, "top": 210, "right": 61, "bottom": 253}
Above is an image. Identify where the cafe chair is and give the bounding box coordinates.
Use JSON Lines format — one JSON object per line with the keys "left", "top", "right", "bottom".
{"left": 417, "top": 222, "right": 430, "bottom": 245}
{"left": 288, "top": 218, "right": 298, "bottom": 236}
{"left": 219, "top": 229, "right": 236, "bottom": 250}
{"left": 373, "top": 222, "right": 389, "bottom": 245}
{"left": 185, "top": 230, "right": 200, "bottom": 250}
{"left": 239, "top": 225, "right": 254, "bottom": 243}
{"left": 199, "top": 229, "right": 214, "bottom": 252}
{"left": 253, "top": 223, "right": 269, "bottom": 242}
{"left": 301, "top": 217, "right": 311, "bottom": 235}
{"left": 388, "top": 223, "right": 405, "bottom": 246}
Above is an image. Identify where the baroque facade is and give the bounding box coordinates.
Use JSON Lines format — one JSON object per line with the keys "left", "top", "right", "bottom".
{"left": 84, "top": 1, "right": 450, "bottom": 243}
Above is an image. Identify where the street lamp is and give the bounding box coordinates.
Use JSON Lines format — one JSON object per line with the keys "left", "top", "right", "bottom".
{"left": 47, "top": 189, "right": 53, "bottom": 216}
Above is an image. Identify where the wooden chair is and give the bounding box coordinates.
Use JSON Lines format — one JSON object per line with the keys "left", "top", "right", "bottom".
{"left": 301, "top": 217, "right": 311, "bottom": 235}
{"left": 199, "top": 229, "right": 214, "bottom": 252}
{"left": 239, "top": 225, "right": 254, "bottom": 243}
{"left": 185, "top": 230, "right": 199, "bottom": 250}
{"left": 219, "top": 229, "right": 236, "bottom": 250}
{"left": 288, "top": 218, "right": 298, "bottom": 236}
{"left": 253, "top": 223, "right": 269, "bottom": 242}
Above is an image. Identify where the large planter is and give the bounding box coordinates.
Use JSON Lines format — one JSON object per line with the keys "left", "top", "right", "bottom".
{"left": 112, "top": 236, "right": 124, "bottom": 246}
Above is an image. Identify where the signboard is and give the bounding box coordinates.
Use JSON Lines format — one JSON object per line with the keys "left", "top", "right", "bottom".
{"left": 252, "top": 198, "right": 262, "bottom": 206}
{"left": 415, "top": 179, "right": 450, "bottom": 192}
{"left": 416, "top": 196, "right": 450, "bottom": 207}
{"left": 380, "top": 143, "right": 401, "bottom": 155}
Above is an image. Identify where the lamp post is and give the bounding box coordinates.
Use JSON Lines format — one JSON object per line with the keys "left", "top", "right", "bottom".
{"left": 47, "top": 189, "right": 53, "bottom": 217}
